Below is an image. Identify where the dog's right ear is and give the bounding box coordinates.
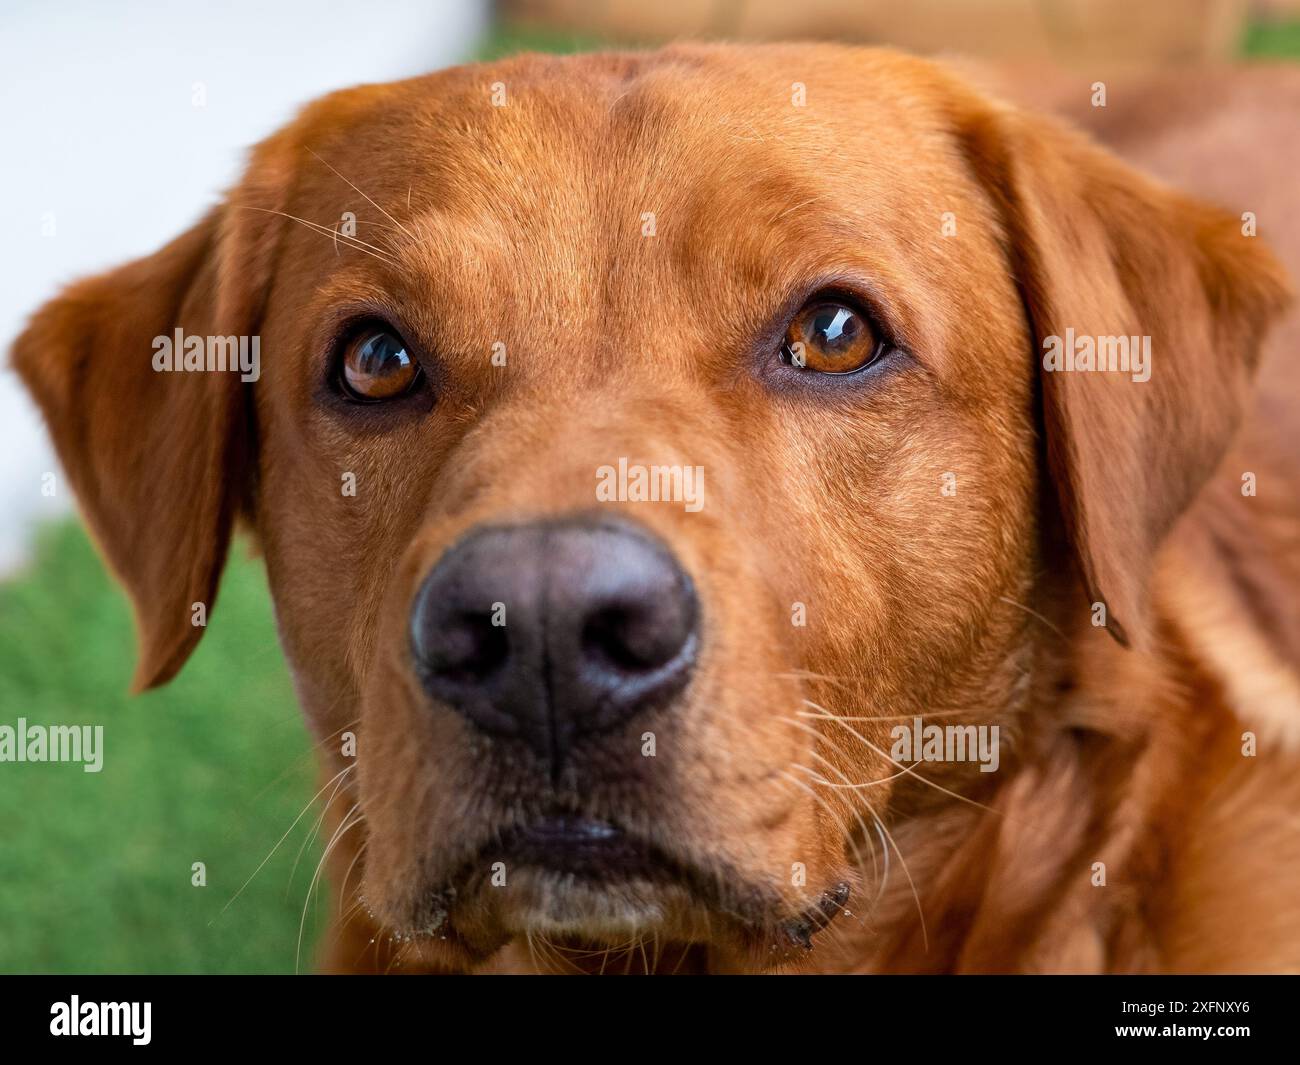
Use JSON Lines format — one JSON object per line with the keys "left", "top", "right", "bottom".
{"left": 10, "top": 133, "right": 295, "bottom": 692}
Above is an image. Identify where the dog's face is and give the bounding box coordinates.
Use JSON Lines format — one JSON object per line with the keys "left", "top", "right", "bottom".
{"left": 257, "top": 47, "right": 1044, "bottom": 962}
{"left": 13, "top": 44, "right": 1287, "bottom": 970}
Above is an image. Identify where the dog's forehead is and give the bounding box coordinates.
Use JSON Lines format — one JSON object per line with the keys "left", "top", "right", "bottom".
{"left": 306, "top": 47, "right": 965, "bottom": 244}
{"left": 286, "top": 46, "right": 1001, "bottom": 375}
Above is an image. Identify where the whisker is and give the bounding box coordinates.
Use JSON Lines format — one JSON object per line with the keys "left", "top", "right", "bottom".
{"left": 872, "top": 819, "right": 891, "bottom": 909}
{"left": 998, "top": 594, "right": 1066, "bottom": 640}
{"left": 287, "top": 763, "right": 356, "bottom": 897}
{"left": 791, "top": 759, "right": 883, "bottom": 911}
{"left": 832, "top": 709, "right": 980, "bottom": 721}
{"left": 780, "top": 716, "right": 881, "bottom": 890}
{"left": 246, "top": 714, "right": 361, "bottom": 806}
{"left": 297, "top": 802, "right": 364, "bottom": 973}
{"left": 867, "top": 804, "right": 928, "bottom": 952}
{"left": 769, "top": 196, "right": 820, "bottom": 223}
{"left": 232, "top": 203, "right": 399, "bottom": 261}
{"left": 777, "top": 768, "right": 863, "bottom": 910}
{"left": 338, "top": 837, "right": 367, "bottom": 911}
{"left": 305, "top": 147, "right": 416, "bottom": 241}
{"left": 211, "top": 763, "right": 355, "bottom": 924}
{"left": 230, "top": 204, "right": 400, "bottom": 267}
{"left": 350, "top": 218, "right": 406, "bottom": 234}
{"left": 799, "top": 702, "right": 1000, "bottom": 816}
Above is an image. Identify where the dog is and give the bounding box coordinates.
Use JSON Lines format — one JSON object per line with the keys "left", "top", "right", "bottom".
{"left": 12, "top": 43, "right": 1299, "bottom": 973}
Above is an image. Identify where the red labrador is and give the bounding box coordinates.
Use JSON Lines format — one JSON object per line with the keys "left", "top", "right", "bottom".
{"left": 13, "top": 44, "right": 1299, "bottom": 972}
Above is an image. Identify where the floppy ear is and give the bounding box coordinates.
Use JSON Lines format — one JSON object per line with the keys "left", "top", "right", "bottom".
{"left": 956, "top": 101, "right": 1291, "bottom": 645}
{"left": 11, "top": 143, "right": 291, "bottom": 691}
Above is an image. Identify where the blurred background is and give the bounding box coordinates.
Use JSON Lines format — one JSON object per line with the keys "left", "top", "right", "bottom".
{"left": 1, "top": 0, "right": 1297, "bottom": 973}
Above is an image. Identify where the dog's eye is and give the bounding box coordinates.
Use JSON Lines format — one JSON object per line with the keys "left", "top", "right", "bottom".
{"left": 780, "top": 300, "right": 881, "bottom": 374}
{"left": 337, "top": 327, "right": 422, "bottom": 401}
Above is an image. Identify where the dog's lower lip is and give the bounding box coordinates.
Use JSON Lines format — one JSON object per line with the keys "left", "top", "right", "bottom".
{"left": 497, "top": 816, "right": 669, "bottom": 880}
{"left": 519, "top": 815, "right": 622, "bottom": 844}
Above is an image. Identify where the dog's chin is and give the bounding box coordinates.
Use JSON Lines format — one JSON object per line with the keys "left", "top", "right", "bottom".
{"left": 485, "top": 869, "right": 694, "bottom": 941}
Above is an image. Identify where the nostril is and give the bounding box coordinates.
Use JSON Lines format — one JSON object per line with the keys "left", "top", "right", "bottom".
{"left": 426, "top": 612, "right": 509, "bottom": 684}
{"left": 582, "top": 597, "right": 694, "bottom": 674}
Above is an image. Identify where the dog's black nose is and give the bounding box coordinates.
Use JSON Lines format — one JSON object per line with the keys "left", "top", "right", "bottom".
{"left": 409, "top": 517, "right": 698, "bottom": 763}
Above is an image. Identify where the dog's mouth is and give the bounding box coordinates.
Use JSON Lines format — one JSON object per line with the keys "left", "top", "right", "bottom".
{"left": 398, "top": 811, "right": 853, "bottom": 966}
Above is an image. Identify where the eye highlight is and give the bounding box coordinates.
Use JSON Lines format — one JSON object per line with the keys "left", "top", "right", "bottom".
{"left": 779, "top": 299, "right": 882, "bottom": 375}
{"left": 336, "top": 326, "right": 422, "bottom": 402}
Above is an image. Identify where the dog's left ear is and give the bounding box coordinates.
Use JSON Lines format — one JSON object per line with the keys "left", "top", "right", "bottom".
{"left": 954, "top": 95, "right": 1292, "bottom": 645}
{"left": 10, "top": 132, "right": 295, "bottom": 691}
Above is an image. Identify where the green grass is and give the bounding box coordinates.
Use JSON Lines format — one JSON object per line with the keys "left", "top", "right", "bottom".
{"left": 473, "top": 23, "right": 609, "bottom": 61}
{"left": 0, "top": 521, "right": 326, "bottom": 973}
{"left": 480, "top": 17, "right": 1300, "bottom": 62}
{"left": 1242, "top": 19, "right": 1300, "bottom": 59}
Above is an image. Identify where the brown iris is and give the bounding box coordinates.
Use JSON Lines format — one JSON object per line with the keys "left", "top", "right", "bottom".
{"left": 339, "top": 328, "right": 421, "bottom": 401}
{"left": 780, "top": 300, "right": 880, "bottom": 374}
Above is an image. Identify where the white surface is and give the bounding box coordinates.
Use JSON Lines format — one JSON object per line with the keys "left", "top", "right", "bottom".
{"left": 0, "top": 0, "right": 489, "bottom": 573}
